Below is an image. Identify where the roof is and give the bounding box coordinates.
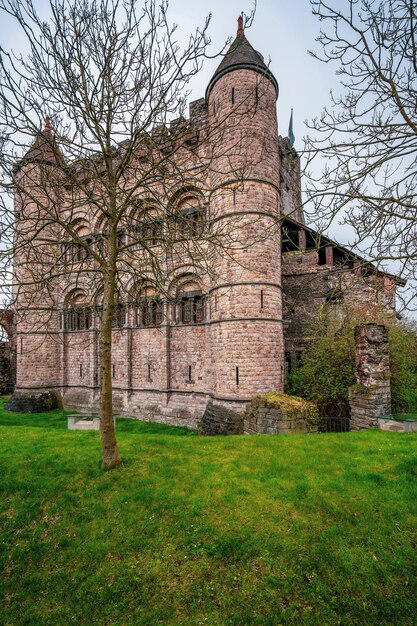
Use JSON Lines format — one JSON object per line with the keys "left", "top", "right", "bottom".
{"left": 282, "top": 215, "right": 406, "bottom": 286}
{"left": 206, "top": 26, "right": 279, "bottom": 100}
{"left": 16, "top": 123, "right": 64, "bottom": 169}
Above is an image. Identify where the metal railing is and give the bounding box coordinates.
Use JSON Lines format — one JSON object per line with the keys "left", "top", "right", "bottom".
{"left": 318, "top": 416, "right": 351, "bottom": 433}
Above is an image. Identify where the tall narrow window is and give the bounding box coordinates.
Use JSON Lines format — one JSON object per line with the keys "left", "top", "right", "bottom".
{"left": 236, "top": 366, "right": 239, "bottom": 386}
{"left": 112, "top": 364, "right": 116, "bottom": 378}
{"left": 188, "top": 365, "right": 192, "bottom": 382}
{"left": 79, "top": 363, "right": 83, "bottom": 378}
{"left": 112, "top": 304, "right": 126, "bottom": 328}
{"left": 147, "top": 364, "right": 151, "bottom": 380}
{"left": 140, "top": 298, "right": 163, "bottom": 327}
{"left": 260, "top": 290, "right": 264, "bottom": 309}
{"left": 231, "top": 87, "right": 235, "bottom": 104}
{"left": 180, "top": 292, "right": 205, "bottom": 324}
{"left": 233, "top": 189, "right": 236, "bottom": 205}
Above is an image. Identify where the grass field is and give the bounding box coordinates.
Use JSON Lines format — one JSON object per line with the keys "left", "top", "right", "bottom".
{"left": 1, "top": 400, "right": 416, "bottom": 625}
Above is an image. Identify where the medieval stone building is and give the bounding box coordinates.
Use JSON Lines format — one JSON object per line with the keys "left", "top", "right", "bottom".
{"left": 11, "top": 18, "right": 402, "bottom": 431}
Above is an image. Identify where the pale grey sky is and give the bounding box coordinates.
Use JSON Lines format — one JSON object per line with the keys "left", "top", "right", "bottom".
{"left": 0, "top": 0, "right": 334, "bottom": 151}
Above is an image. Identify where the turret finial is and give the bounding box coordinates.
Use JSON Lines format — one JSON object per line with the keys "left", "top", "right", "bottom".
{"left": 44, "top": 115, "right": 52, "bottom": 133}
{"left": 237, "top": 14, "right": 244, "bottom": 36}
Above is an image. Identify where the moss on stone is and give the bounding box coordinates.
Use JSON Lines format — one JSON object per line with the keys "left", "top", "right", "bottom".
{"left": 250, "top": 392, "right": 319, "bottom": 423}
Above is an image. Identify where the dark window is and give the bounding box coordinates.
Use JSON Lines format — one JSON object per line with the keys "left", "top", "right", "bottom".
{"left": 260, "top": 289, "right": 264, "bottom": 308}
{"left": 177, "top": 207, "right": 204, "bottom": 238}
{"left": 318, "top": 247, "right": 327, "bottom": 266}
{"left": 112, "top": 364, "right": 116, "bottom": 378}
{"left": 138, "top": 298, "right": 163, "bottom": 327}
{"left": 62, "top": 306, "right": 92, "bottom": 331}
{"left": 180, "top": 293, "right": 205, "bottom": 324}
{"left": 116, "top": 231, "right": 126, "bottom": 248}
{"left": 79, "top": 363, "right": 83, "bottom": 378}
{"left": 236, "top": 366, "right": 239, "bottom": 386}
{"left": 135, "top": 219, "right": 162, "bottom": 247}
{"left": 188, "top": 365, "right": 192, "bottom": 382}
{"left": 232, "top": 87, "right": 235, "bottom": 104}
{"left": 112, "top": 305, "right": 126, "bottom": 328}
{"left": 61, "top": 237, "right": 93, "bottom": 263}
{"left": 147, "top": 363, "right": 151, "bottom": 380}
{"left": 285, "top": 352, "right": 291, "bottom": 377}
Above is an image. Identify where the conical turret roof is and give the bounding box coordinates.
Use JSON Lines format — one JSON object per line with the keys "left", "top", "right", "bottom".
{"left": 18, "top": 118, "right": 63, "bottom": 167}
{"left": 206, "top": 17, "right": 279, "bottom": 100}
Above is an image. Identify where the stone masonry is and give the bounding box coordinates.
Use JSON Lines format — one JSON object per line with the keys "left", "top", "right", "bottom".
{"left": 349, "top": 324, "right": 391, "bottom": 430}
{"left": 244, "top": 393, "right": 319, "bottom": 435}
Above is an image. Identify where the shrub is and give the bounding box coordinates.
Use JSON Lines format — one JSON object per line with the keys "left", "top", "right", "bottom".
{"left": 286, "top": 313, "right": 417, "bottom": 417}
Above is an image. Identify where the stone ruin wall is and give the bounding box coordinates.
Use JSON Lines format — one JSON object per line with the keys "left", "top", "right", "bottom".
{"left": 349, "top": 324, "right": 391, "bottom": 429}
{"left": 282, "top": 247, "right": 397, "bottom": 370}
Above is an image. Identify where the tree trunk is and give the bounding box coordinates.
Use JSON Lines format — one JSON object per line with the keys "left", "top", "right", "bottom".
{"left": 99, "top": 268, "right": 121, "bottom": 469}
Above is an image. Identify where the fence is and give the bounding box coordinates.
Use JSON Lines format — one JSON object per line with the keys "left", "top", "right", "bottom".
{"left": 318, "top": 416, "right": 351, "bottom": 433}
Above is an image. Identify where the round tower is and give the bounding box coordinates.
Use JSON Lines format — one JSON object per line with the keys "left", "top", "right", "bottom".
{"left": 205, "top": 17, "right": 284, "bottom": 430}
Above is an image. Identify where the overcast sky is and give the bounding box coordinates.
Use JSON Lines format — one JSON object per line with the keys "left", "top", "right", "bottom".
{"left": 0, "top": 0, "right": 333, "bottom": 151}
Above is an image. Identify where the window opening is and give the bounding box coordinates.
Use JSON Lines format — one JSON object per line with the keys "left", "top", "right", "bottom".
{"left": 62, "top": 306, "right": 92, "bottom": 331}
{"left": 236, "top": 366, "right": 239, "bottom": 386}
{"left": 139, "top": 298, "right": 163, "bottom": 327}
{"left": 180, "top": 292, "right": 205, "bottom": 324}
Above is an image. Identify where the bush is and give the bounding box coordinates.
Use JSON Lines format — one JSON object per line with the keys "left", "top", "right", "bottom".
{"left": 286, "top": 314, "right": 417, "bottom": 417}
{"left": 389, "top": 323, "right": 417, "bottom": 412}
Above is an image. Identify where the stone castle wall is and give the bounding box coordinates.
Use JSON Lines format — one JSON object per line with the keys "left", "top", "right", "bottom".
{"left": 13, "top": 61, "right": 285, "bottom": 426}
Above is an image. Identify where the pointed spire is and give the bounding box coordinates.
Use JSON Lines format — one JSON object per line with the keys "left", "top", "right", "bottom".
{"left": 237, "top": 14, "right": 244, "bottom": 36}
{"left": 288, "top": 109, "right": 295, "bottom": 147}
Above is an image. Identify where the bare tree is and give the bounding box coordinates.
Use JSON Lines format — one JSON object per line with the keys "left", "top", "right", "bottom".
{"left": 304, "top": 0, "right": 417, "bottom": 310}
{"left": 0, "top": 0, "right": 273, "bottom": 468}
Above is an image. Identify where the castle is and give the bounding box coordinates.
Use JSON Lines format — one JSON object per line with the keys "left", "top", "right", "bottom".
{"left": 11, "top": 18, "right": 401, "bottom": 432}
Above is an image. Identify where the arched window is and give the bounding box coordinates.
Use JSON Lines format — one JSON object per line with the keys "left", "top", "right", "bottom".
{"left": 62, "top": 292, "right": 92, "bottom": 331}
{"left": 93, "top": 290, "right": 126, "bottom": 329}
{"left": 171, "top": 276, "right": 206, "bottom": 325}
{"left": 129, "top": 199, "right": 163, "bottom": 248}
{"left": 134, "top": 286, "right": 164, "bottom": 327}
{"left": 171, "top": 188, "right": 206, "bottom": 239}
{"left": 61, "top": 220, "right": 93, "bottom": 264}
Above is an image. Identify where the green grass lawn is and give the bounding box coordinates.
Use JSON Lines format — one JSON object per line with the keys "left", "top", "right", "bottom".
{"left": 1, "top": 401, "right": 416, "bottom": 625}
